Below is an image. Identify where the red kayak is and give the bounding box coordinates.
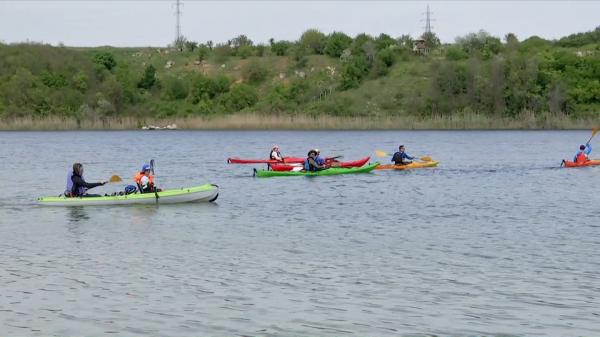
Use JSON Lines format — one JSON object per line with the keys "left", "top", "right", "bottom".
{"left": 227, "top": 156, "right": 335, "bottom": 164}
{"left": 269, "top": 157, "right": 371, "bottom": 171}
{"left": 228, "top": 157, "right": 306, "bottom": 164}
{"left": 562, "top": 159, "right": 600, "bottom": 168}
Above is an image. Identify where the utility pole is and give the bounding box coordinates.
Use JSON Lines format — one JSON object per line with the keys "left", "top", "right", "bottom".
{"left": 423, "top": 4, "right": 434, "bottom": 34}
{"left": 174, "top": 0, "right": 183, "bottom": 45}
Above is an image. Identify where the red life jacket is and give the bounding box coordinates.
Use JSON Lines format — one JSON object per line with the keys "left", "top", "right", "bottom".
{"left": 576, "top": 152, "right": 588, "bottom": 163}
{"left": 134, "top": 172, "right": 154, "bottom": 186}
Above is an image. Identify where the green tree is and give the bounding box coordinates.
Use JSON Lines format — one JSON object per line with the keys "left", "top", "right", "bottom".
{"left": 222, "top": 84, "right": 258, "bottom": 111}
{"left": 421, "top": 31, "right": 441, "bottom": 50}
{"left": 93, "top": 52, "right": 117, "bottom": 71}
{"left": 71, "top": 71, "right": 88, "bottom": 93}
{"left": 138, "top": 64, "right": 157, "bottom": 90}
{"left": 197, "top": 44, "right": 210, "bottom": 62}
{"left": 271, "top": 40, "right": 292, "bottom": 56}
{"left": 299, "top": 29, "right": 327, "bottom": 54}
{"left": 237, "top": 45, "right": 254, "bottom": 59}
{"left": 324, "top": 32, "right": 352, "bottom": 58}
{"left": 375, "top": 33, "right": 396, "bottom": 51}
{"left": 164, "top": 76, "right": 189, "bottom": 100}
{"left": 340, "top": 55, "right": 370, "bottom": 90}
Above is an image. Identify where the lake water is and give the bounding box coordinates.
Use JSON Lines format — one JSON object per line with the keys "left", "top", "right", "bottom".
{"left": 0, "top": 130, "right": 599, "bottom": 337}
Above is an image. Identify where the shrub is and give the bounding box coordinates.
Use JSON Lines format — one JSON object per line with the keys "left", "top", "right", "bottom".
{"left": 242, "top": 60, "right": 269, "bottom": 84}
{"left": 93, "top": 52, "right": 117, "bottom": 71}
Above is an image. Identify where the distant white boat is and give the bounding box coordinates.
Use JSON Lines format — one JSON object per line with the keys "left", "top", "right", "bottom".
{"left": 141, "top": 124, "right": 177, "bottom": 130}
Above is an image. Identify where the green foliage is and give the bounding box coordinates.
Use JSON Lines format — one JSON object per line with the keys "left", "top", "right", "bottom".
{"left": 221, "top": 84, "right": 258, "bottom": 111}
{"left": 557, "top": 26, "right": 600, "bottom": 47}
{"left": 185, "top": 40, "right": 198, "bottom": 52}
{"left": 324, "top": 32, "right": 352, "bottom": 58}
{"left": 164, "top": 76, "right": 189, "bottom": 100}
{"left": 93, "top": 52, "right": 117, "bottom": 71}
{"left": 375, "top": 33, "right": 396, "bottom": 51}
{"left": 421, "top": 31, "right": 441, "bottom": 50}
{"left": 197, "top": 44, "right": 210, "bottom": 61}
{"left": 445, "top": 46, "right": 469, "bottom": 61}
{"left": 137, "top": 64, "right": 157, "bottom": 90}
{"left": 340, "top": 55, "right": 370, "bottom": 90}
{"left": 238, "top": 45, "right": 254, "bottom": 59}
{"left": 455, "top": 31, "right": 502, "bottom": 59}
{"left": 271, "top": 40, "right": 292, "bottom": 56}
{"left": 71, "top": 71, "right": 88, "bottom": 93}
{"left": 299, "top": 29, "right": 327, "bottom": 54}
{"left": 40, "top": 71, "right": 67, "bottom": 88}
{"left": 242, "top": 60, "right": 269, "bottom": 84}
{"left": 1, "top": 27, "right": 598, "bottom": 123}
{"left": 189, "top": 74, "right": 230, "bottom": 103}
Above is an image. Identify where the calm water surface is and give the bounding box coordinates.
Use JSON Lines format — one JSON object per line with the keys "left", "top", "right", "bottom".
{"left": 0, "top": 130, "right": 599, "bottom": 337}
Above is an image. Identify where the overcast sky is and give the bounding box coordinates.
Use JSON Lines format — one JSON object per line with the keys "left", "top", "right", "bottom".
{"left": 0, "top": 1, "right": 598, "bottom": 47}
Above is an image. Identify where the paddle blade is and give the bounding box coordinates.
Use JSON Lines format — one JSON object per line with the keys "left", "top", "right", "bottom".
{"left": 375, "top": 150, "right": 389, "bottom": 157}
{"left": 592, "top": 127, "right": 600, "bottom": 139}
{"left": 420, "top": 156, "right": 433, "bottom": 162}
{"left": 109, "top": 175, "right": 122, "bottom": 183}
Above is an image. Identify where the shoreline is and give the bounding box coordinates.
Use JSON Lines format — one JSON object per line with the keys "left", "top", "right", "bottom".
{"left": 0, "top": 113, "right": 597, "bottom": 131}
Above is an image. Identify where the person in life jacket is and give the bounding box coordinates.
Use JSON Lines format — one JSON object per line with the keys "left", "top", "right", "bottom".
{"left": 304, "top": 150, "right": 326, "bottom": 172}
{"left": 314, "top": 149, "right": 327, "bottom": 166}
{"left": 574, "top": 143, "right": 592, "bottom": 163}
{"left": 270, "top": 145, "right": 283, "bottom": 161}
{"left": 391, "top": 145, "right": 414, "bottom": 165}
{"left": 65, "top": 163, "right": 107, "bottom": 197}
{"left": 134, "top": 164, "right": 159, "bottom": 193}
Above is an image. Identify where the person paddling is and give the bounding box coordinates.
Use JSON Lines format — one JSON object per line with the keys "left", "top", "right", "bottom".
{"left": 391, "top": 145, "right": 414, "bottom": 165}
{"left": 65, "top": 163, "right": 107, "bottom": 197}
{"left": 134, "top": 164, "right": 160, "bottom": 193}
{"left": 304, "top": 150, "right": 326, "bottom": 171}
{"left": 314, "top": 148, "right": 326, "bottom": 165}
{"left": 270, "top": 145, "right": 283, "bottom": 161}
{"left": 574, "top": 143, "right": 592, "bottom": 164}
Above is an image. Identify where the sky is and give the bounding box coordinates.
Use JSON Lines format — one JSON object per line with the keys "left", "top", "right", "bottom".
{"left": 0, "top": 1, "right": 598, "bottom": 47}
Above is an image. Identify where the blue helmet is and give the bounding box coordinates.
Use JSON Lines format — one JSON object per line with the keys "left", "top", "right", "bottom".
{"left": 142, "top": 164, "right": 151, "bottom": 171}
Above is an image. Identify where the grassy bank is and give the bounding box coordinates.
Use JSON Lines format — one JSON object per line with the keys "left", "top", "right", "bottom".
{"left": 0, "top": 112, "right": 595, "bottom": 131}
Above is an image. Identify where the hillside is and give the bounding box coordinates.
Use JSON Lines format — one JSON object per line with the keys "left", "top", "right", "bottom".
{"left": 0, "top": 28, "right": 598, "bottom": 129}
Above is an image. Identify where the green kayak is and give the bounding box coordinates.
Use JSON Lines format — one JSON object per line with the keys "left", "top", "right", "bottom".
{"left": 254, "top": 163, "right": 379, "bottom": 177}
{"left": 38, "top": 184, "right": 219, "bottom": 206}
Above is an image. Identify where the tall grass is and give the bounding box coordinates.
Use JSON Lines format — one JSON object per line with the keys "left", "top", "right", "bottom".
{"left": 0, "top": 112, "right": 596, "bottom": 131}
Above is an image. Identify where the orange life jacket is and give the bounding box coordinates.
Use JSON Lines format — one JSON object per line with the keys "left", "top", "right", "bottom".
{"left": 134, "top": 172, "right": 154, "bottom": 186}
{"left": 576, "top": 152, "right": 588, "bottom": 163}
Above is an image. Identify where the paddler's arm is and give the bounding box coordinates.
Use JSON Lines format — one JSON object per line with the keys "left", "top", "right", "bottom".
{"left": 72, "top": 175, "right": 106, "bottom": 189}
{"left": 585, "top": 143, "right": 592, "bottom": 155}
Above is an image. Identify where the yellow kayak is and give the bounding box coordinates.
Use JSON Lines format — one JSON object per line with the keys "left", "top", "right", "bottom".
{"left": 375, "top": 161, "right": 439, "bottom": 170}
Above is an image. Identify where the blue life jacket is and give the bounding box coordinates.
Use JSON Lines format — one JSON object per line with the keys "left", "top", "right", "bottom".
{"left": 304, "top": 158, "right": 311, "bottom": 171}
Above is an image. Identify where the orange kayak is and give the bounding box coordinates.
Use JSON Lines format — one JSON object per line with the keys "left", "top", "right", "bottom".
{"left": 376, "top": 161, "right": 439, "bottom": 170}
{"left": 562, "top": 159, "right": 600, "bottom": 168}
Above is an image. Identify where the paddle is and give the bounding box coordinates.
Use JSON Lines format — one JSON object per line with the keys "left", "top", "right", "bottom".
{"left": 375, "top": 150, "right": 432, "bottom": 162}
{"left": 108, "top": 175, "right": 122, "bottom": 183}
{"left": 585, "top": 127, "right": 600, "bottom": 145}
{"left": 150, "top": 159, "right": 159, "bottom": 202}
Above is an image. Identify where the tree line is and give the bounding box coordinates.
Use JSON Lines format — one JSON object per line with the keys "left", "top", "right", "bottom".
{"left": 0, "top": 27, "right": 598, "bottom": 122}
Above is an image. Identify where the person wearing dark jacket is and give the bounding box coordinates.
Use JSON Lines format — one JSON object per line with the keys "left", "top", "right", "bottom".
{"left": 391, "top": 145, "right": 414, "bottom": 165}
{"left": 65, "top": 163, "right": 107, "bottom": 197}
{"left": 304, "top": 150, "right": 327, "bottom": 172}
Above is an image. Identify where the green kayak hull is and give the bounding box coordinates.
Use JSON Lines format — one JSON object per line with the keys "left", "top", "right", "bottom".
{"left": 38, "top": 184, "right": 219, "bottom": 206}
{"left": 254, "top": 163, "right": 379, "bottom": 177}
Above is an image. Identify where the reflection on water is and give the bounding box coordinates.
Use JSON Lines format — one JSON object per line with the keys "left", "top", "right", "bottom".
{"left": 1, "top": 130, "right": 599, "bottom": 337}
{"left": 67, "top": 206, "right": 90, "bottom": 223}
